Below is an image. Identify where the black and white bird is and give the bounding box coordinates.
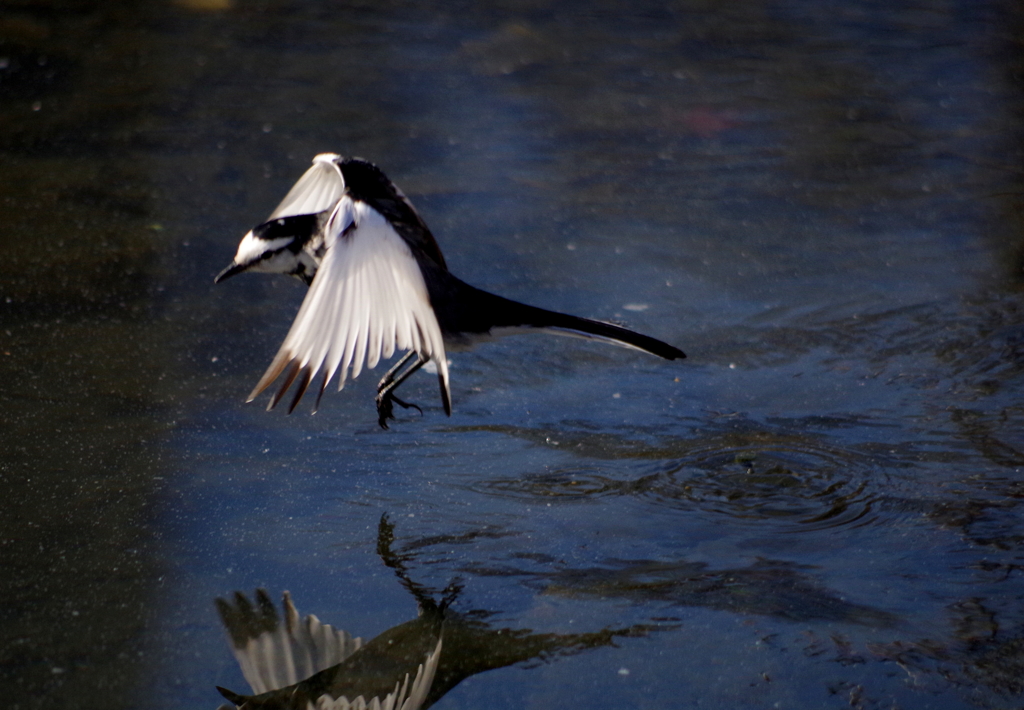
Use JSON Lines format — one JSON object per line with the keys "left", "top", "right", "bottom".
{"left": 216, "top": 154, "right": 685, "bottom": 428}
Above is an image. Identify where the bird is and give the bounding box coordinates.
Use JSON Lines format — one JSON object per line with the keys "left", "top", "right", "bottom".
{"left": 215, "top": 154, "right": 685, "bottom": 428}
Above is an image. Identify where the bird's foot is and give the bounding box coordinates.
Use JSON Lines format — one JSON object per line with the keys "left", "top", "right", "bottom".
{"left": 375, "top": 392, "right": 422, "bottom": 429}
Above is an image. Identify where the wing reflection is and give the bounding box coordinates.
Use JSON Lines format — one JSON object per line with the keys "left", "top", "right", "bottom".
{"left": 215, "top": 589, "right": 442, "bottom": 710}
{"left": 215, "top": 515, "right": 662, "bottom": 709}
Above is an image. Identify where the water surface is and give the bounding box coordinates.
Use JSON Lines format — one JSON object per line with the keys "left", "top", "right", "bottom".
{"left": 1, "top": 1, "right": 1022, "bottom": 708}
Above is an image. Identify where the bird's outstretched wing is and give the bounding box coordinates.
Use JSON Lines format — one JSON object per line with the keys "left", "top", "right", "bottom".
{"left": 267, "top": 153, "right": 346, "bottom": 220}
{"left": 216, "top": 590, "right": 443, "bottom": 710}
{"left": 216, "top": 590, "right": 362, "bottom": 696}
{"left": 248, "top": 197, "right": 450, "bottom": 412}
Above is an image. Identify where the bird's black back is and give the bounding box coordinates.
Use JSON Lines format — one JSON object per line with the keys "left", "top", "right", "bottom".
{"left": 338, "top": 158, "right": 449, "bottom": 271}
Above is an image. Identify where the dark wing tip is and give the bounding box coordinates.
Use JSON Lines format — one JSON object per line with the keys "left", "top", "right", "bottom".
{"left": 438, "top": 372, "right": 452, "bottom": 417}
{"left": 268, "top": 360, "right": 302, "bottom": 411}
{"left": 216, "top": 686, "right": 248, "bottom": 705}
{"left": 312, "top": 370, "right": 331, "bottom": 413}
{"left": 287, "top": 366, "right": 313, "bottom": 414}
{"left": 247, "top": 351, "right": 295, "bottom": 404}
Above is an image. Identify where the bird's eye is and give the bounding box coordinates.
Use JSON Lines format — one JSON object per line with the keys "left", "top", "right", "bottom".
{"left": 276, "top": 219, "right": 286, "bottom": 226}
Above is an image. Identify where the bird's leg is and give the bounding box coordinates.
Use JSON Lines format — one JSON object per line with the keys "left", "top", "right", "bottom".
{"left": 376, "top": 514, "right": 438, "bottom": 610}
{"left": 376, "top": 352, "right": 428, "bottom": 429}
{"left": 377, "top": 350, "right": 416, "bottom": 392}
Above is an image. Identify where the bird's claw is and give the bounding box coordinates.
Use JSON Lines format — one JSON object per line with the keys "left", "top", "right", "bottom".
{"left": 375, "top": 392, "right": 422, "bottom": 429}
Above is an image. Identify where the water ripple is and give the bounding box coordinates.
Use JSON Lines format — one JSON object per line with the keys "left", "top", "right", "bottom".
{"left": 475, "top": 424, "right": 889, "bottom": 532}
{"left": 655, "top": 439, "right": 880, "bottom": 530}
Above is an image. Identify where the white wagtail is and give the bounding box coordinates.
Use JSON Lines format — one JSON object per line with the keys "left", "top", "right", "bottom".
{"left": 216, "top": 154, "right": 685, "bottom": 428}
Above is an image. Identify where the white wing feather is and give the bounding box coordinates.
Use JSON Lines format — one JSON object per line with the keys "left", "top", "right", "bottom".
{"left": 221, "top": 591, "right": 441, "bottom": 710}
{"left": 268, "top": 153, "right": 345, "bottom": 220}
{"left": 312, "top": 635, "right": 442, "bottom": 710}
{"left": 248, "top": 197, "right": 449, "bottom": 408}
{"left": 230, "top": 592, "right": 362, "bottom": 695}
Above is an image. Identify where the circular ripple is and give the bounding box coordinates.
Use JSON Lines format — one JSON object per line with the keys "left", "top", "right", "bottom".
{"left": 653, "top": 442, "right": 881, "bottom": 530}
{"left": 479, "top": 435, "right": 886, "bottom": 531}
{"left": 484, "top": 466, "right": 634, "bottom": 500}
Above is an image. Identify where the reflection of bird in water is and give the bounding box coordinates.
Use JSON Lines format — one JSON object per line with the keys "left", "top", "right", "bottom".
{"left": 215, "top": 589, "right": 442, "bottom": 710}
{"left": 215, "top": 515, "right": 660, "bottom": 709}
{"left": 215, "top": 154, "right": 685, "bottom": 428}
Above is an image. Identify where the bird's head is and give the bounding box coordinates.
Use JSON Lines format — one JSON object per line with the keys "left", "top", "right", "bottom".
{"left": 214, "top": 213, "right": 321, "bottom": 285}
{"left": 216, "top": 154, "right": 348, "bottom": 286}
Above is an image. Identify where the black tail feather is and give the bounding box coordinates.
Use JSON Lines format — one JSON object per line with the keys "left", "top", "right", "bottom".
{"left": 532, "top": 309, "right": 686, "bottom": 359}
{"left": 217, "top": 686, "right": 248, "bottom": 705}
{"left": 421, "top": 267, "right": 685, "bottom": 359}
{"left": 464, "top": 285, "right": 685, "bottom": 360}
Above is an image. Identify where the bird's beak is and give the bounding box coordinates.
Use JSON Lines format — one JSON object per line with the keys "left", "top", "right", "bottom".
{"left": 214, "top": 262, "right": 246, "bottom": 284}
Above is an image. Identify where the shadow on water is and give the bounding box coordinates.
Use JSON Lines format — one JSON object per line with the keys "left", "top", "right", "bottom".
{"left": 1, "top": 14, "right": 170, "bottom": 707}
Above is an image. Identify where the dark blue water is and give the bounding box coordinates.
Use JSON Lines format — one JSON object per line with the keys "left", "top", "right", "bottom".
{"left": 2, "top": 1, "right": 1022, "bottom": 708}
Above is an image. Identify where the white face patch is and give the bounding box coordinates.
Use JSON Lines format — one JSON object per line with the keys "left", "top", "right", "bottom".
{"left": 233, "top": 230, "right": 294, "bottom": 267}
{"left": 250, "top": 250, "right": 301, "bottom": 274}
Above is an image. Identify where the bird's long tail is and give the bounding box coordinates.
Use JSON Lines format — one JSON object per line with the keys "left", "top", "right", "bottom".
{"left": 446, "top": 281, "right": 685, "bottom": 360}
